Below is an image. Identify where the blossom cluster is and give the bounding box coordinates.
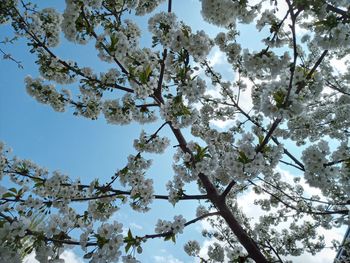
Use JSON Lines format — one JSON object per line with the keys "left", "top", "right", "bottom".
{"left": 301, "top": 140, "right": 348, "bottom": 199}
{"left": 301, "top": 5, "right": 350, "bottom": 50}
{"left": 215, "top": 32, "right": 242, "bottom": 65}
{"left": 200, "top": 0, "right": 259, "bottom": 27}
{"left": 37, "top": 51, "right": 77, "bottom": 84}
{"left": 117, "top": 154, "right": 154, "bottom": 211}
{"left": 242, "top": 50, "right": 291, "bottom": 80}
{"left": 286, "top": 92, "right": 350, "bottom": 143}
{"left": 0, "top": 147, "right": 131, "bottom": 263}
{"left": 90, "top": 222, "right": 124, "bottom": 262}
{"left": 27, "top": 8, "right": 62, "bottom": 47}
{"left": 75, "top": 86, "right": 102, "bottom": 120}
{"left": 122, "top": 255, "right": 140, "bottom": 263}
{"left": 166, "top": 175, "right": 185, "bottom": 206}
{"left": 155, "top": 215, "right": 186, "bottom": 234}
{"left": 208, "top": 242, "right": 225, "bottom": 261}
{"left": 180, "top": 29, "right": 213, "bottom": 62}
{"left": 97, "top": 19, "right": 141, "bottom": 64}
{"left": 61, "top": 0, "right": 91, "bottom": 44}
{"left": 149, "top": 12, "right": 213, "bottom": 62}
{"left": 134, "top": 0, "right": 165, "bottom": 16}
{"left": 103, "top": 99, "right": 133, "bottom": 125}
{"left": 179, "top": 77, "right": 206, "bottom": 103}
{"left": 102, "top": 94, "right": 157, "bottom": 124}
{"left": 133, "top": 130, "right": 170, "bottom": 154}
{"left": 184, "top": 240, "right": 200, "bottom": 257}
{"left": 25, "top": 76, "right": 71, "bottom": 112}
{"left": 160, "top": 97, "right": 199, "bottom": 128}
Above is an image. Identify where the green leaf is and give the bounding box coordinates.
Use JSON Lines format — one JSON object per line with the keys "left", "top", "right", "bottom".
{"left": 181, "top": 27, "right": 190, "bottom": 38}
{"left": 238, "top": 151, "right": 249, "bottom": 164}
{"left": 258, "top": 135, "right": 264, "bottom": 145}
{"left": 9, "top": 187, "right": 17, "bottom": 193}
{"left": 23, "top": 245, "right": 33, "bottom": 255}
{"left": 139, "top": 65, "right": 152, "bottom": 84}
{"left": 145, "top": 65, "right": 152, "bottom": 79}
{"left": 26, "top": 210, "right": 33, "bottom": 217}
{"left": 115, "top": 194, "right": 126, "bottom": 200}
{"left": 263, "top": 145, "right": 272, "bottom": 153}
{"left": 314, "top": 14, "right": 338, "bottom": 29}
{"left": 83, "top": 252, "right": 93, "bottom": 259}
{"left": 194, "top": 144, "right": 209, "bottom": 162}
{"left": 2, "top": 192, "right": 15, "bottom": 198}
{"left": 34, "top": 181, "right": 43, "bottom": 188}
{"left": 18, "top": 163, "right": 29, "bottom": 174}
{"left": 270, "top": 20, "right": 279, "bottom": 33}
{"left": 17, "top": 188, "right": 24, "bottom": 196}
{"left": 132, "top": 193, "right": 141, "bottom": 200}
{"left": 273, "top": 90, "right": 285, "bottom": 108}
{"left": 173, "top": 95, "right": 182, "bottom": 104}
{"left": 164, "top": 235, "right": 172, "bottom": 241}
{"left": 119, "top": 167, "right": 129, "bottom": 175}
{"left": 345, "top": 160, "right": 350, "bottom": 169}
{"left": 96, "top": 235, "right": 108, "bottom": 248}
{"left": 128, "top": 229, "right": 133, "bottom": 239}
{"left": 181, "top": 107, "right": 191, "bottom": 116}
{"left": 125, "top": 242, "right": 132, "bottom": 253}
{"left": 110, "top": 35, "right": 118, "bottom": 50}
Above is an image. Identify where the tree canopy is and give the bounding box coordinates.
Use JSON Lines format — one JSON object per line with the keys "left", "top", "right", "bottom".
{"left": 0, "top": 0, "right": 349, "bottom": 262}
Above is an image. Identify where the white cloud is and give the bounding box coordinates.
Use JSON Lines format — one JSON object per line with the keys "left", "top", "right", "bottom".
{"left": 198, "top": 239, "right": 216, "bottom": 261}
{"left": 330, "top": 55, "right": 350, "bottom": 74}
{"left": 129, "top": 222, "right": 143, "bottom": 230}
{"left": 154, "top": 254, "right": 184, "bottom": 263}
{"left": 195, "top": 48, "right": 228, "bottom": 78}
{"left": 234, "top": 75, "right": 254, "bottom": 112}
{"left": 24, "top": 250, "right": 83, "bottom": 263}
{"left": 210, "top": 119, "right": 235, "bottom": 129}
{"left": 208, "top": 48, "right": 226, "bottom": 67}
{"left": 23, "top": 252, "right": 37, "bottom": 263}
{"left": 61, "top": 250, "right": 84, "bottom": 263}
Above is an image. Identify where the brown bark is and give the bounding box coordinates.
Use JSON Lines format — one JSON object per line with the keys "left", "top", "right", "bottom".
{"left": 169, "top": 124, "right": 269, "bottom": 262}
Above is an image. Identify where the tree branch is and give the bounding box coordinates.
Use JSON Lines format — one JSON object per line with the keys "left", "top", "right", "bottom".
{"left": 143, "top": 211, "right": 220, "bottom": 240}
{"left": 221, "top": 180, "right": 237, "bottom": 198}
{"left": 202, "top": 61, "right": 305, "bottom": 171}
{"left": 4, "top": 169, "right": 208, "bottom": 202}
{"left": 296, "top": 50, "right": 328, "bottom": 94}
{"left": 11, "top": 5, "right": 133, "bottom": 93}
{"left": 326, "top": 4, "right": 349, "bottom": 18}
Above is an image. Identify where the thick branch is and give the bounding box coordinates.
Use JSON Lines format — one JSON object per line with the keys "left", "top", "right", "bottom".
{"left": 326, "top": 4, "right": 349, "bottom": 18}
{"left": 221, "top": 180, "right": 237, "bottom": 198}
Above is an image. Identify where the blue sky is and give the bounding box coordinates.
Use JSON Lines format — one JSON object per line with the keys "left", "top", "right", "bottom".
{"left": 0, "top": 1, "right": 346, "bottom": 262}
